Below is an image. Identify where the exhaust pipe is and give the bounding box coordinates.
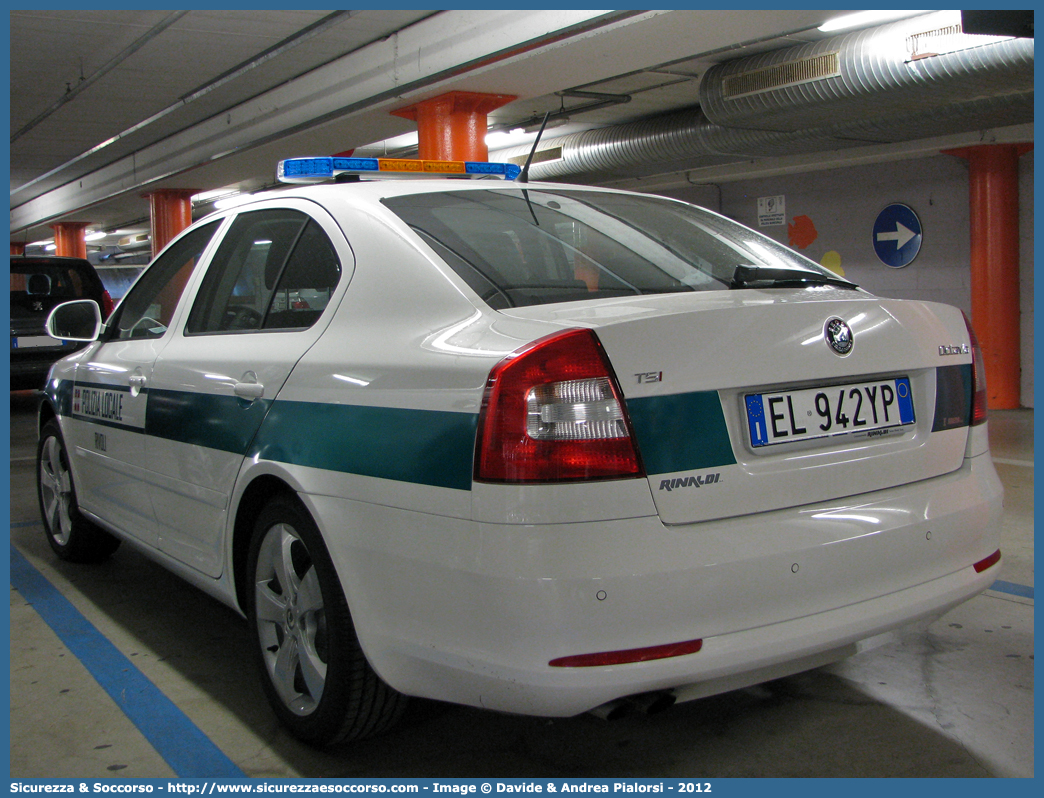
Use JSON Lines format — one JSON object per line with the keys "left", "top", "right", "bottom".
{"left": 588, "top": 698, "right": 631, "bottom": 721}
{"left": 589, "top": 690, "right": 676, "bottom": 720}
{"left": 626, "top": 690, "right": 676, "bottom": 715}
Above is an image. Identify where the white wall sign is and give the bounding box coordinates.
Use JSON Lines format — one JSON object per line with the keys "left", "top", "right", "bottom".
{"left": 757, "top": 195, "right": 786, "bottom": 227}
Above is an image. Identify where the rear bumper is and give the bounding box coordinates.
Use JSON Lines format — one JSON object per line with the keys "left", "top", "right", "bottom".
{"left": 10, "top": 357, "right": 55, "bottom": 390}
{"left": 307, "top": 453, "right": 1003, "bottom": 717}
{"left": 10, "top": 348, "right": 83, "bottom": 391}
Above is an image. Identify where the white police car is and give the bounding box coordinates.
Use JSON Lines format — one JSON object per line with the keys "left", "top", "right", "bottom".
{"left": 38, "top": 156, "right": 1003, "bottom": 746}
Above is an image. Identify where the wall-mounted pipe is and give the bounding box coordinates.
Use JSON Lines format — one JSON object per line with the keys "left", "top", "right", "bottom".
{"left": 699, "top": 12, "right": 1034, "bottom": 133}
{"left": 491, "top": 13, "right": 1033, "bottom": 182}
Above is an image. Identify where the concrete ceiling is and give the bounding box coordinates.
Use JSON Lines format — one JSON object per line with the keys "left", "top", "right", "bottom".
{"left": 8, "top": 9, "right": 1034, "bottom": 250}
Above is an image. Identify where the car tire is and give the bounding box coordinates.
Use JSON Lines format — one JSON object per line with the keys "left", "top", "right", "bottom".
{"left": 37, "top": 418, "right": 121, "bottom": 563}
{"left": 247, "top": 494, "right": 407, "bottom": 746}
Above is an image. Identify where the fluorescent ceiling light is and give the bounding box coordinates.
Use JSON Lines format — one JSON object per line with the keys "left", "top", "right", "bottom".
{"left": 819, "top": 10, "right": 929, "bottom": 32}
{"left": 192, "top": 188, "right": 233, "bottom": 203}
{"left": 906, "top": 10, "right": 1015, "bottom": 58}
{"left": 84, "top": 231, "right": 108, "bottom": 242}
{"left": 213, "top": 194, "right": 253, "bottom": 210}
{"left": 486, "top": 130, "right": 534, "bottom": 149}
{"left": 381, "top": 132, "right": 419, "bottom": 149}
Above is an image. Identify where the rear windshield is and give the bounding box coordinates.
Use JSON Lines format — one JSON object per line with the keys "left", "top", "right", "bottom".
{"left": 10, "top": 261, "right": 95, "bottom": 300}
{"left": 382, "top": 189, "right": 852, "bottom": 309}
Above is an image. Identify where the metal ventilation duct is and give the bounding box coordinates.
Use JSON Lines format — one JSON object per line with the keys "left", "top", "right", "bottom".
{"left": 492, "top": 12, "right": 1033, "bottom": 181}
{"left": 721, "top": 52, "right": 842, "bottom": 101}
{"left": 698, "top": 12, "right": 1035, "bottom": 133}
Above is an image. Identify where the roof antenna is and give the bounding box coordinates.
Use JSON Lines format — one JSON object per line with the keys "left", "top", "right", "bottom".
{"left": 518, "top": 111, "right": 551, "bottom": 184}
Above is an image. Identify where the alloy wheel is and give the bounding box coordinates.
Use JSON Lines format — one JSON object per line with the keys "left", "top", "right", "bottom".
{"left": 38, "top": 435, "right": 73, "bottom": 546}
{"left": 253, "top": 522, "right": 328, "bottom": 716}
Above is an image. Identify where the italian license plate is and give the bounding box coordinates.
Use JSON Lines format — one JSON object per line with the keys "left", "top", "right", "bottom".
{"left": 12, "top": 336, "right": 65, "bottom": 349}
{"left": 745, "top": 377, "right": 914, "bottom": 448}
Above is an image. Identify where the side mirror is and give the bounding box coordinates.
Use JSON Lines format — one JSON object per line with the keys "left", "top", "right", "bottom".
{"left": 47, "top": 300, "right": 103, "bottom": 342}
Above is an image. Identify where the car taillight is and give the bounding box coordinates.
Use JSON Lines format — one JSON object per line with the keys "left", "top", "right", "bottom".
{"left": 549, "top": 638, "right": 703, "bottom": 668}
{"left": 475, "top": 328, "right": 644, "bottom": 483}
{"left": 964, "top": 312, "right": 988, "bottom": 426}
{"left": 100, "top": 290, "right": 115, "bottom": 320}
{"left": 973, "top": 549, "right": 1001, "bottom": 573}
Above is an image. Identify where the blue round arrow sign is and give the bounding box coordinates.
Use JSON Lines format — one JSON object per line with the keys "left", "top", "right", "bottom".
{"left": 873, "top": 203, "right": 922, "bottom": 268}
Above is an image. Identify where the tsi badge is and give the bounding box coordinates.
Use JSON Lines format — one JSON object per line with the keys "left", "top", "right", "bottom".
{"left": 824, "top": 317, "right": 853, "bottom": 356}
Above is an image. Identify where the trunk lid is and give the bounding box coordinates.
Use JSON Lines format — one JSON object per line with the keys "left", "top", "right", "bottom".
{"left": 500, "top": 288, "right": 974, "bottom": 524}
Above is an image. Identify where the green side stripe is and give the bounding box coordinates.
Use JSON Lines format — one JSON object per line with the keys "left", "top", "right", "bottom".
{"left": 251, "top": 400, "right": 478, "bottom": 492}
{"left": 932, "top": 363, "right": 973, "bottom": 432}
{"left": 52, "top": 377, "right": 476, "bottom": 490}
{"left": 147, "top": 388, "right": 478, "bottom": 491}
{"left": 146, "top": 389, "right": 272, "bottom": 453}
{"left": 57, "top": 378, "right": 733, "bottom": 488}
{"left": 627, "top": 391, "right": 736, "bottom": 475}
{"left": 46, "top": 377, "right": 75, "bottom": 417}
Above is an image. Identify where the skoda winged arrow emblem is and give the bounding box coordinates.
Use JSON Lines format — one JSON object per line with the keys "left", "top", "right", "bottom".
{"left": 824, "top": 317, "right": 853, "bottom": 356}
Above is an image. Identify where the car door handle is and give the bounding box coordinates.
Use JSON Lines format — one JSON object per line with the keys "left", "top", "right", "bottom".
{"left": 128, "top": 374, "right": 146, "bottom": 396}
{"left": 233, "top": 381, "right": 265, "bottom": 400}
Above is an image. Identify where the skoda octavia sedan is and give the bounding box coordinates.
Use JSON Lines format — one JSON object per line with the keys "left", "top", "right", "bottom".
{"left": 37, "top": 157, "right": 1002, "bottom": 747}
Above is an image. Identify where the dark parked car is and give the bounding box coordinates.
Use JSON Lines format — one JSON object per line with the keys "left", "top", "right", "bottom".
{"left": 10, "top": 255, "right": 114, "bottom": 391}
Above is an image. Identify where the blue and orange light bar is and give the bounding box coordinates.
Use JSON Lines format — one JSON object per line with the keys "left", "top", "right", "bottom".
{"left": 277, "top": 156, "right": 521, "bottom": 184}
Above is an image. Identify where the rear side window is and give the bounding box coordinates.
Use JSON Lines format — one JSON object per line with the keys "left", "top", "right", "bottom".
{"left": 10, "top": 262, "right": 94, "bottom": 301}
{"left": 383, "top": 189, "right": 843, "bottom": 308}
{"left": 186, "top": 209, "right": 341, "bottom": 334}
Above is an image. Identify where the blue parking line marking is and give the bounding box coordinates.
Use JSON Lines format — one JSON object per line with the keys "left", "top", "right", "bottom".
{"left": 9, "top": 544, "right": 246, "bottom": 778}
{"left": 988, "top": 580, "right": 1034, "bottom": 600}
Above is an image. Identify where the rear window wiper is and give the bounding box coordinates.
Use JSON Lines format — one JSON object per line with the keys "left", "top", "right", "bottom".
{"left": 730, "top": 264, "right": 857, "bottom": 290}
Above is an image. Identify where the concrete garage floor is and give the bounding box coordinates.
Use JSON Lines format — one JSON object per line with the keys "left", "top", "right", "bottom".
{"left": 8, "top": 391, "right": 1034, "bottom": 778}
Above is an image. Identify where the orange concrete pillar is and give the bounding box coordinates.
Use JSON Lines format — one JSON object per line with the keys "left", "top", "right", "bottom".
{"left": 50, "top": 222, "right": 90, "bottom": 259}
{"left": 944, "top": 143, "right": 1033, "bottom": 409}
{"left": 146, "top": 189, "right": 196, "bottom": 257}
{"left": 11, "top": 242, "right": 26, "bottom": 256}
{"left": 391, "top": 91, "right": 516, "bottom": 162}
